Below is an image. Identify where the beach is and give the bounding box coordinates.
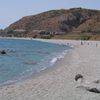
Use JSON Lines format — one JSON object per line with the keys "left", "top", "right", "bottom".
{"left": 0, "top": 39, "right": 100, "bottom": 100}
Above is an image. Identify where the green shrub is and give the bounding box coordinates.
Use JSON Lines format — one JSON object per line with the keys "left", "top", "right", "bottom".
{"left": 81, "top": 36, "right": 91, "bottom": 40}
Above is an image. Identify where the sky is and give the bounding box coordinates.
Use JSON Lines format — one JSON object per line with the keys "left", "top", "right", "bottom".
{"left": 0, "top": 0, "right": 100, "bottom": 29}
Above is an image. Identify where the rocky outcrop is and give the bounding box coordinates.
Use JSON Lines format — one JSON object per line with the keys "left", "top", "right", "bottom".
{"left": 0, "top": 50, "right": 7, "bottom": 55}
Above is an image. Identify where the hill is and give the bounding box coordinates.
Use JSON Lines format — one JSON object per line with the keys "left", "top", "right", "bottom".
{"left": 1, "top": 8, "right": 100, "bottom": 40}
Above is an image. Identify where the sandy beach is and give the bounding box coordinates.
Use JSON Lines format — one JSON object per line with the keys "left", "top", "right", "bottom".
{"left": 0, "top": 39, "right": 100, "bottom": 100}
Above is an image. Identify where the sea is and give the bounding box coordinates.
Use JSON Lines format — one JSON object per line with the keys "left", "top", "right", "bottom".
{"left": 0, "top": 38, "right": 72, "bottom": 86}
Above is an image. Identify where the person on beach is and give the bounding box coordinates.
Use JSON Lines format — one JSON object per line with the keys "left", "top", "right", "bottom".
{"left": 96, "top": 43, "right": 98, "bottom": 47}
{"left": 87, "top": 43, "right": 89, "bottom": 45}
{"left": 67, "top": 43, "right": 69, "bottom": 46}
{"left": 81, "top": 41, "right": 83, "bottom": 45}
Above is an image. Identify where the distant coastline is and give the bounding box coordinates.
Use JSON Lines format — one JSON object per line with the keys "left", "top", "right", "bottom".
{"left": 0, "top": 36, "right": 32, "bottom": 40}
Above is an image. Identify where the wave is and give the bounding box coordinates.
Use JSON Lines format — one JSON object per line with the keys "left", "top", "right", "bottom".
{"left": 50, "top": 49, "right": 70, "bottom": 65}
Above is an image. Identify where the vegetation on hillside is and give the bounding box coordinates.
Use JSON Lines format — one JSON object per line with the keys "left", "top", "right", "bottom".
{"left": 0, "top": 8, "right": 100, "bottom": 40}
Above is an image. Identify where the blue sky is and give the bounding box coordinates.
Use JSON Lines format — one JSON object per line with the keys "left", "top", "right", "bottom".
{"left": 0, "top": 0, "right": 100, "bottom": 29}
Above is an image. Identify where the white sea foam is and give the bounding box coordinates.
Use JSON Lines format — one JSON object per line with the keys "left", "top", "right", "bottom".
{"left": 51, "top": 58, "right": 58, "bottom": 64}
{"left": 50, "top": 49, "right": 69, "bottom": 65}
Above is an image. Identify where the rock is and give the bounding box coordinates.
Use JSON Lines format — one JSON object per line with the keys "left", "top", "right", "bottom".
{"left": 0, "top": 50, "right": 7, "bottom": 55}
{"left": 93, "top": 80, "right": 100, "bottom": 84}
{"left": 77, "top": 85, "right": 100, "bottom": 94}
{"left": 87, "top": 88, "right": 100, "bottom": 93}
{"left": 75, "top": 74, "right": 83, "bottom": 81}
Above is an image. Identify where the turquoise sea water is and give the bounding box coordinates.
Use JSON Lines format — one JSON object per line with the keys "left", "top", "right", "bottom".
{"left": 0, "top": 39, "right": 72, "bottom": 86}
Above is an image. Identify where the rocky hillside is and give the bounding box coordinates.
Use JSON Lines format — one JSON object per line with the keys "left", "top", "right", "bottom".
{"left": 2, "top": 8, "right": 100, "bottom": 40}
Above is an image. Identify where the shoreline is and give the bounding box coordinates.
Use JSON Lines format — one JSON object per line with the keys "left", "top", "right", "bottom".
{"left": 0, "top": 46, "right": 72, "bottom": 88}
{"left": 0, "top": 39, "right": 100, "bottom": 100}
{"left": 0, "top": 36, "right": 32, "bottom": 40}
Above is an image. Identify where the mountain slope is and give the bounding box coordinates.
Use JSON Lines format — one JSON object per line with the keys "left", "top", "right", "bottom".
{"left": 3, "top": 8, "right": 100, "bottom": 40}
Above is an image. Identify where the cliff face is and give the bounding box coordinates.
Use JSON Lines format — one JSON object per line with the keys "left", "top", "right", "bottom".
{"left": 3, "top": 8, "right": 100, "bottom": 40}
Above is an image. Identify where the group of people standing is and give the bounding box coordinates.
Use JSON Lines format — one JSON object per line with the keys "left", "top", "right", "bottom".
{"left": 81, "top": 41, "right": 98, "bottom": 47}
